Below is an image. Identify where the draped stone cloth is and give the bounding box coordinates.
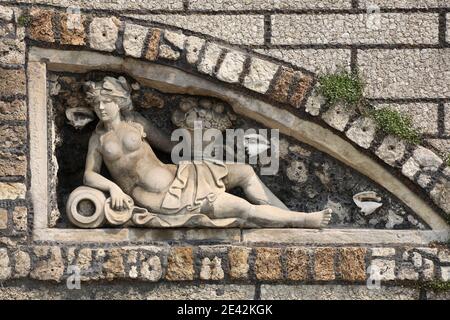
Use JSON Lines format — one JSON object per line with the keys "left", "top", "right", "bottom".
{"left": 131, "top": 160, "right": 243, "bottom": 228}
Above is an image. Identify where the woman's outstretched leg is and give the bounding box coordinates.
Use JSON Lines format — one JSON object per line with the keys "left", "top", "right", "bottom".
{"left": 210, "top": 192, "right": 332, "bottom": 229}
{"left": 225, "top": 164, "right": 289, "bottom": 210}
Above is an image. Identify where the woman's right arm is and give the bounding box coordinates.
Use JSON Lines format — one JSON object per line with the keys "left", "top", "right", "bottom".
{"left": 83, "top": 135, "right": 130, "bottom": 210}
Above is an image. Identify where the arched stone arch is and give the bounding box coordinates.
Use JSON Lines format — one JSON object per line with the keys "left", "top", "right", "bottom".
{"left": 25, "top": 9, "right": 449, "bottom": 231}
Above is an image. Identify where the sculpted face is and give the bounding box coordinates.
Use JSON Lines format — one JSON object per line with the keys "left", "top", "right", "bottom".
{"left": 93, "top": 95, "right": 120, "bottom": 122}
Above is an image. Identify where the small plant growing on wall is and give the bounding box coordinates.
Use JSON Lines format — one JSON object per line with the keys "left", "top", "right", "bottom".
{"left": 370, "top": 107, "right": 421, "bottom": 145}
{"left": 17, "top": 14, "right": 31, "bottom": 27}
{"left": 318, "top": 71, "right": 422, "bottom": 145}
{"left": 318, "top": 71, "right": 364, "bottom": 108}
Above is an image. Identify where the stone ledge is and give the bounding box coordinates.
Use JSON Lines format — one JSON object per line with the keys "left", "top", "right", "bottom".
{"left": 33, "top": 228, "right": 449, "bottom": 245}
{"left": 242, "top": 229, "right": 450, "bottom": 245}
{"left": 33, "top": 228, "right": 241, "bottom": 243}
{"left": 260, "top": 285, "right": 420, "bottom": 300}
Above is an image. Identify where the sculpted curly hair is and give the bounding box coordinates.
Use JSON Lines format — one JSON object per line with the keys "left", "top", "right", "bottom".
{"left": 84, "top": 76, "right": 133, "bottom": 112}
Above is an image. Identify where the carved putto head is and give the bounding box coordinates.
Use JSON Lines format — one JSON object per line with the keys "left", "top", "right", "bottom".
{"left": 84, "top": 76, "right": 133, "bottom": 112}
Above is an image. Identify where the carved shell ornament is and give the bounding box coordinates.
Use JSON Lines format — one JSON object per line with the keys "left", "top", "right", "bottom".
{"left": 243, "top": 133, "right": 271, "bottom": 158}
{"left": 353, "top": 191, "right": 383, "bottom": 216}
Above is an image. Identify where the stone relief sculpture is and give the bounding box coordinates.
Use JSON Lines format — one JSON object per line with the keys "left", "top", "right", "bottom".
{"left": 66, "top": 76, "right": 332, "bottom": 229}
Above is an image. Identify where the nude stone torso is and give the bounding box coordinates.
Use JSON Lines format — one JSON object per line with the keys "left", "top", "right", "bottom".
{"left": 96, "top": 121, "right": 176, "bottom": 199}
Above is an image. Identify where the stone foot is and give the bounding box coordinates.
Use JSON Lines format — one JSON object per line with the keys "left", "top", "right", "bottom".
{"left": 304, "top": 209, "right": 332, "bottom": 229}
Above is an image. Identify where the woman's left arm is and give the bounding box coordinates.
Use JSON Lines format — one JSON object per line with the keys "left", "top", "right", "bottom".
{"left": 129, "top": 111, "right": 176, "bottom": 154}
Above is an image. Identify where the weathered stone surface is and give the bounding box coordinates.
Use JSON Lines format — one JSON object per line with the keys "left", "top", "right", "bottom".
{"left": 200, "top": 257, "right": 224, "bottom": 280}
{"left": 0, "top": 209, "right": 6, "bottom": 230}
{"left": 123, "top": 24, "right": 147, "bottom": 58}
{"left": 29, "top": 9, "right": 54, "bottom": 42}
{"left": 34, "top": 246, "right": 49, "bottom": 258}
{"left": 359, "top": 49, "right": 450, "bottom": 99}
{"left": 314, "top": 248, "right": 335, "bottom": 281}
{"left": 0, "top": 68, "right": 26, "bottom": 96}
{"left": 261, "top": 285, "right": 419, "bottom": 300}
{"left": 243, "top": 58, "right": 279, "bottom": 94}
{"left": 0, "top": 125, "right": 26, "bottom": 148}
{"left": 322, "top": 103, "right": 356, "bottom": 132}
{"left": 427, "top": 139, "right": 450, "bottom": 156}
{"left": 438, "top": 249, "right": 450, "bottom": 263}
{"left": 345, "top": 117, "right": 377, "bottom": 149}
{"left": 430, "top": 176, "right": 450, "bottom": 214}
{"left": 127, "top": 14, "right": 264, "bottom": 45}
{"left": 0, "top": 183, "right": 26, "bottom": 200}
{"left": 447, "top": 14, "right": 450, "bottom": 43}
{"left": 189, "top": 0, "right": 351, "bottom": 10}
{"left": 256, "top": 48, "right": 351, "bottom": 75}
{"left": 0, "top": 248, "right": 11, "bottom": 280}
{"left": 0, "top": 22, "right": 14, "bottom": 38}
{"left": 164, "top": 30, "right": 185, "bottom": 50}
{"left": 0, "top": 37, "right": 26, "bottom": 65}
{"left": 286, "top": 248, "right": 310, "bottom": 281}
{"left": 0, "top": 151, "right": 26, "bottom": 176}
{"left": 398, "top": 263, "right": 419, "bottom": 280}
{"left": 375, "top": 136, "right": 406, "bottom": 166}
{"left": 228, "top": 247, "right": 250, "bottom": 280}
{"left": 158, "top": 44, "right": 180, "bottom": 60}
{"left": 271, "top": 67, "right": 294, "bottom": 103}
{"left": 12, "top": 207, "right": 27, "bottom": 232}
{"left": 360, "top": 0, "right": 450, "bottom": 9}
{"left": 371, "top": 248, "right": 396, "bottom": 257}
{"left": 402, "top": 147, "right": 442, "bottom": 187}
{"left": 440, "top": 266, "right": 450, "bottom": 281}
{"left": 255, "top": 248, "right": 282, "bottom": 281}
{"left": 60, "top": 13, "right": 86, "bottom": 46}
{"left": 445, "top": 103, "right": 450, "bottom": 135}
{"left": 374, "top": 103, "right": 439, "bottom": 135}
{"left": 337, "top": 248, "right": 367, "bottom": 281}
{"left": 145, "top": 284, "right": 255, "bottom": 300}
{"left": 166, "top": 247, "right": 195, "bottom": 281}
{"left": 198, "top": 42, "right": 223, "bottom": 76}
{"left": 370, "top": 259, "right": 396, "bottom": 281}
{"left": 103, "top": 249, "right": 125, "bottom": 280}
{"left": 304, "top": 89, "right": 325, "bottom": 115}
{"left": 289, "top": 73, "right": 313, "bottom": 108}
{"left": 286, "top": 160, "right": 308, "bottom": 183}
{"left": 216, "top": 51, "right": 246, "bottom": 84}
{"left": 427, "top": 290, "right": 450, "bottom": 301}
{"left": 30, "top": 247, "right": 65, "bottom": 282}
{"left": 243, "top": 229, "right": 448, "bottom": 245}
{"left": 89, "top": 17, "right": 120, "bottom": 52}
{"left": 185, "top": 36, "right": 205, "bottom": 65}
{"left": 2, "top": 0, "right": 183, "bottom": 11}
{"left": 272, "top": 14, "right": 438, "bottom": 45}
{"left": 0, "top": 5, "right": 13, "bottom": 21}
{"left": 140, "top": 256, "right": 162, "bottom": 281}
{"left": 0, "top": 99, "right": 26, "bottom": 121}
{"left": 422, "top": 258, "right": 434, "bottom": 281}
{"left": 75, "top": 248, "right": 92, "bottom": 276}
{"left": 13, "top": 250, "right": 30, "bottom": 278}
{"left": 144, "top": 28, "right": 161, "bottom": 61}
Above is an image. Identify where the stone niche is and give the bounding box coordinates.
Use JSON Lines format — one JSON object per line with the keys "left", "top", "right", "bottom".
{"left": 49, "top": 71, "right": 426, "bottom": 231}
{"left": 28, "top": 46, "right": 449, "bottom": 245}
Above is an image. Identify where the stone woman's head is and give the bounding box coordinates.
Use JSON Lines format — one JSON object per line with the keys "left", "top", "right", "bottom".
{"left": 85, "top": 76, "right": 133, "bottom": 122}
